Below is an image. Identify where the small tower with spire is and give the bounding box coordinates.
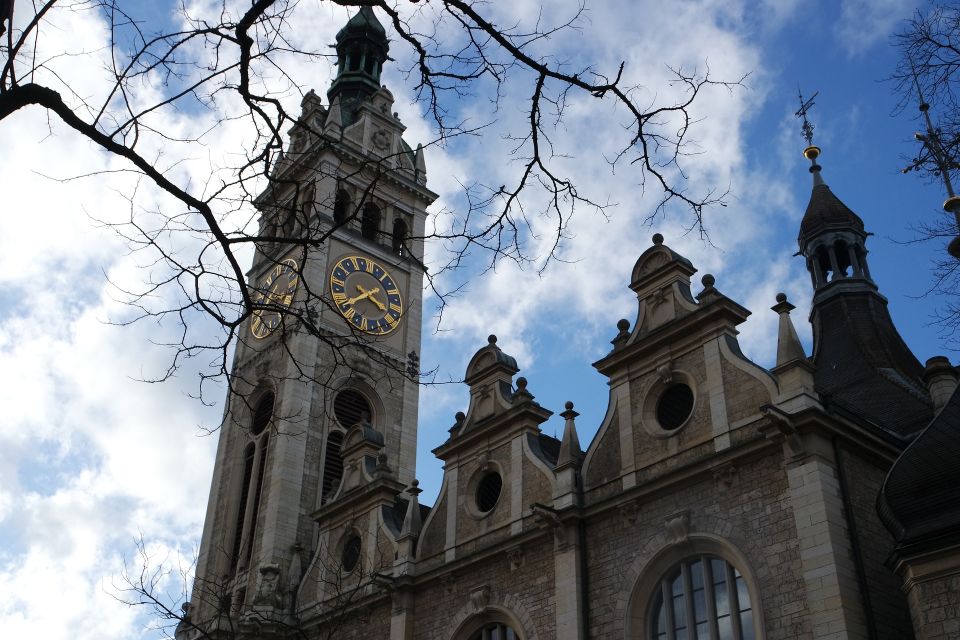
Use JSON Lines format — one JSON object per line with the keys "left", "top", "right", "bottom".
{"left": 795, "top": 91, "right": 876, "bottom": 300}
{"left": 793, "top": 91, "right": 932, "bottom": 436}
{"left": 328, "top": 6, "right": 390, "bottom": 125}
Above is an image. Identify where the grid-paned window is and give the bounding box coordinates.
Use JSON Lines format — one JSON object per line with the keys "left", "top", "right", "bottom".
{"left": 468, "top": 622, "right": 518, "bottom": 640}
{"left": 650, "top": 556, "right": 754, "bottom": 640}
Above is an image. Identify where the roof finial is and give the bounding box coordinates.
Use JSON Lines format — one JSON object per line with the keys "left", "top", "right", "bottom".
{"left": 904, "top": 60, "right": 960, "bottom": 258}
{"left": 795, "top": 87, "right": 823, "bottom": 185}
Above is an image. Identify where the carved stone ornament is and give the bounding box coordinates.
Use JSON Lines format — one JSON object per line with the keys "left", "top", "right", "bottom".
{"left": 476, "top": 451, "right": 491, "bottom": 471}
{"left": 656, "top": 363, "right": 674, "bottom": 385}
{"left": 619, "top": 500, "right": 641, "bottom": 524}
{"left": 649, "top": 286, "right": 669, "bottom": 307}
{"left": 664, "top": 511, "right": 691, "bottom": 545}
{"left": 254, "top": 563, "right": 284, "bottom": 608}
{"left": 640, "top": 252, "right": 669, "bottom": 275}
{"left": 372, "top": 129, "right": 391, "bottom": 151}
{"left": 713, "top": 464, "right": 738, "bottom": 489}
{"left": 508, "top": 547, "right": 524, "bottom": 571}
{"left": 469, "top": 585, "right": 491, "bottom": 614}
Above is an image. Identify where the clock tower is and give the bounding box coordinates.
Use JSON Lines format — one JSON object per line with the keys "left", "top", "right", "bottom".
{"left": 179, "top": 7, "right": 436, "bottom": 637}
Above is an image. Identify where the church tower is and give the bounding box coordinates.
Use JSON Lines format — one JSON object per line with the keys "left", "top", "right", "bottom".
{"left": 796, "top": 145, "right": 932, "bottom": 435}
{"left": 179, "top": 8, "right": 437, "bottom": 637}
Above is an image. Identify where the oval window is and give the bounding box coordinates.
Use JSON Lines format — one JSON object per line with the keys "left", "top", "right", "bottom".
{"left": 475, "top": 472, "right": 503, "bottom": 513}
{"left": 656, "top": 384, "right": 694, "bottom": 431}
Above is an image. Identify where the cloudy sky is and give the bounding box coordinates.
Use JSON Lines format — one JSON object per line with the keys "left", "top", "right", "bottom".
{"left": 0, "top": 0, "right": 949, "bottom": 637}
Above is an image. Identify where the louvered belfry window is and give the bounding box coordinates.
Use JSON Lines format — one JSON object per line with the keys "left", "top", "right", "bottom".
{"left": 230, "top": 392, "right": 274, "bottom": 571}
{"left": 333, "top": 389, "right": 370, "bottom": 429}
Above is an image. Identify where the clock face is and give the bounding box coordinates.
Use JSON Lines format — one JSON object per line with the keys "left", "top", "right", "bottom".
{"left": 251, "top": 258, "right": 300, "bottom": 339}
{"left": 330, "top": 256, "right": 403, "bottom": 335}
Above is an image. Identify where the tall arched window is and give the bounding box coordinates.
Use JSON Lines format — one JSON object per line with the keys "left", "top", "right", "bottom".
{"left": 299, "top": 183, "right": 316, "bottom": 229}
{"left": 361, "top": 203, "right": 381, "bottom": 242}
{"left": 321, "top": 430, "right": 344, "bottom": 504}
{"left": 333, "top": 189, "right": 350, "bottom": 225}
{"left": 231, "top": 442, "right": 256, "bottom": 570}
{"left": 230, "top": 392, "right": 274, "bottom": 571}
{"left": 649, "top": 555, "right": 754, "bottom": 640}
{"left": 392, "top": 217, "right": 408, "bottom": 256}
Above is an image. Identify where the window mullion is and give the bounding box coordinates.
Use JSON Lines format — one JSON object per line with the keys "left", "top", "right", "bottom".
{"left": 664, "top": 580, "right": 676, "bottom": 640}
{"left": 727, "top": 563, "right": 743, "bottom": 640}
{"left": 682, "top": 562, "right": 696, "bottom": 640}
{"left": 703, "top": 556, "right": 719, "bottom": 640}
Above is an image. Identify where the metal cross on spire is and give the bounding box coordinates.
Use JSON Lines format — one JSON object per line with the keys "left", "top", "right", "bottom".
{"left": 795, "top": 87, "right": 819, "bottom": 147}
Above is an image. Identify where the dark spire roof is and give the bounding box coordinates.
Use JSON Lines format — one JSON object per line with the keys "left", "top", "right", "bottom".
{"left": 336, "top": 6, "right": 388, "bottom": 44}
{"left": 879, "top": 384, "right": 960, "bottom": 548}
{"left": 811, "top": 293, "right": 932, "bottom": 435}
{"left": 798, "top": 182, "right": 865, "bottom": 248}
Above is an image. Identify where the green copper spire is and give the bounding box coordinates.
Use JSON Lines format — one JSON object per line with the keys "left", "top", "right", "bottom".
{"left": 328, "top": 7, "right": 390, "bottom": 124}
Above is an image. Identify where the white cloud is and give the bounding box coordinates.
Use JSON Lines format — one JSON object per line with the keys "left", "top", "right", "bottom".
{"left": 835, "top": 0, "right": 914, "bottom": 56}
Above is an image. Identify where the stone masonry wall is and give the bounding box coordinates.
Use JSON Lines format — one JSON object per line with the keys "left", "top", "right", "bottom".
{"left": 838, "top": 447, "right": 914, "bottom": 639}
{"left": 411, "top": 534, "right": 556, "bottom": 640}
{"left": 586, "top": 450, "right": 812, "bottom": 639}
{"left": 906, "top": 572, "right": 960, "bottom": 640}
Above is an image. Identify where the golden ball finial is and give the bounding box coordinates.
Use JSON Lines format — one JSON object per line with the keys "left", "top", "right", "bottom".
{"left": 803, "top": 145, "right": 821, "bottom": 161}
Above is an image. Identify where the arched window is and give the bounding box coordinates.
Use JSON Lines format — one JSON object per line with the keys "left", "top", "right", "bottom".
{"left": 333, "top": 189, "right": 351, "bottom": 225}
{"left": 231, "top": 442, "right": 256, "bottom": 570}
{"left": 321, "top": 430, "right": 344, "bottom": 504}
{"left": 244, "top": 432, "right": 269, "bottom": 565}
{"left": 392, "top": 217, "right": 408, "bottom": 256}
{"left": 361, "top": 203, "right": 381, "bottom": 242}
{"left": 230, "top": 392, "right": 274, "bottom": 571}
{"left": 833, "top": 239, "right": 850, "bottom": 278}
{"left": 649, "top": 555, "right": 754, "bottom": 640}
{"left": 299, "top": 183, "right": 315, "bottom": 228}
{"left": 468, "top": 623, "right": 519, "bottom": 640}
{"left": 252, "top": 392, "right": 274, "bottom": 435}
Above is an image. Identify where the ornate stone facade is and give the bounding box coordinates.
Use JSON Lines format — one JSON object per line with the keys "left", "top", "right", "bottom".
{"left": 177, "top": 9, "right": 960, "bottom": 640}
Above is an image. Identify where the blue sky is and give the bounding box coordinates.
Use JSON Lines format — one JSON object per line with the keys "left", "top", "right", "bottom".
{"left": 0, "top": 1, "right": 952, "bottom": 637}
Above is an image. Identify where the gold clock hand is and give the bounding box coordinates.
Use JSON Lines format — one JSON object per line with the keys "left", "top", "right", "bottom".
{"left": 367, "top": 292, "right": 387, "bottom": 312}
{"left": 346, "top": 285, "right": 382, "bottom": 306}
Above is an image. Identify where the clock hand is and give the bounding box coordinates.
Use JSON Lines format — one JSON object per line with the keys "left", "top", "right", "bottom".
{"left": 356, "top": 284, "right": 387, "bottom": 311}
{"left": 346, "top": 285, "right": 383, "bottom": 307}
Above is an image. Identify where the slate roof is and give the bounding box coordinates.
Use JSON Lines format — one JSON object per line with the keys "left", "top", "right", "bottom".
{"left": 812, "top": 290, "right": 933, "bottom": 436}
{"left": 798, "top": 183, "right": 865, "bottom": 246}
{"left": 336, "top": 7, "right": 387, "bottom": 43}
{"left": 878, "top": 385, "right": 960, "bottom": 547}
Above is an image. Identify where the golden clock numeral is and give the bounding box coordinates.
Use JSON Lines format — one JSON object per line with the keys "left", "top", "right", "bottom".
{"left": 343, "top": 307, "right": 356, "bottom": 320}
{"left": 331, "top": 277, "right": 345, "bottom": 288}
{"left": 332, "top": 292, "right": 347, "bottom": 304}
{"left": 389, "top": 302, "right": 401, "bottom": 313}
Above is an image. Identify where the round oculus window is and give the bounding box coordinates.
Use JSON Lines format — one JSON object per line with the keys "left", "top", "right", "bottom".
{"left": 341, "top": 535, "right": 362, "bottom": 573}
{"left": 656, "top": 383, "right": 694, "bottom": 431}
{"left": 475, "top": 472, "right": 503, "bottom": 513}
{"left": 334, "top": 389, "right": 371, "bottom": 429}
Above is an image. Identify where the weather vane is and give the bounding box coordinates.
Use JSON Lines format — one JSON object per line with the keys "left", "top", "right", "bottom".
{"left": 795, "top": 87, "right": 819, "bottom": 147}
